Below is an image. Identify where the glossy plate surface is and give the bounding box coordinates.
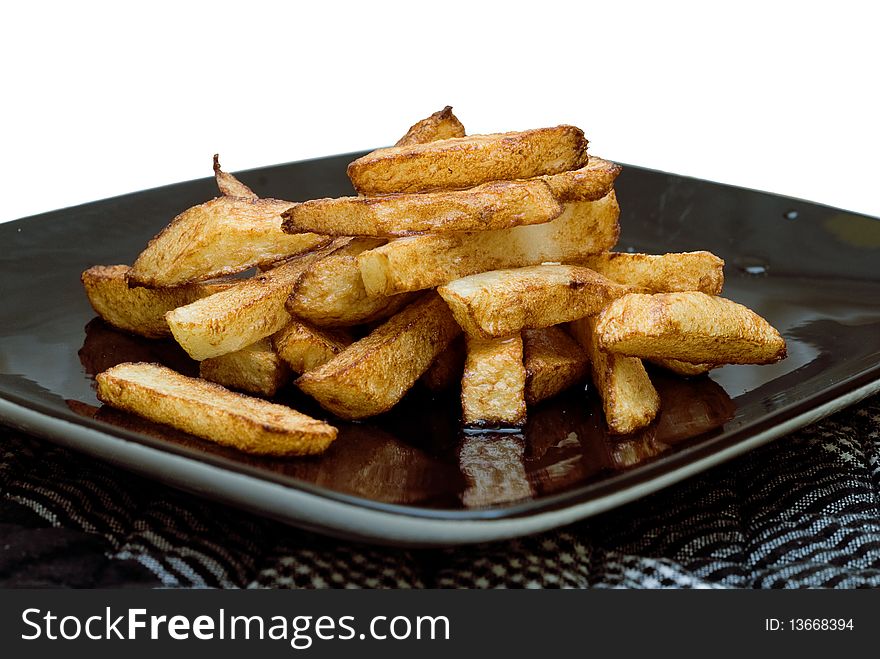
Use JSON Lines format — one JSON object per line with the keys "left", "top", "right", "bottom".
{"left": 1, "top": 153, "right": 879, "bottom": 546}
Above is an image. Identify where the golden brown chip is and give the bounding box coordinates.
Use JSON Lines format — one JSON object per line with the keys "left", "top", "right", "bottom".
{"left": 199, "top": 338, "right": 291, "bottom": 397}
{"left": 213, "top": 154, "right": 257, "bottom": 199}
{"left": 273, "top": 320, "right": 352, "bottom": 373}
{"left": 461, "top": 334, "right": 527, "bottom": 427}
{"left": 96, "top": 362, "right": 336, "bottom": 456}
{"left": 295, "top": 294, "right": 461, "bottom": 419}
{"left": 129, "top": 196, "right": 329, "bottom": 288}
{"left": 595, "top": 292, "right": 787, "bottom": 365}
{"left": 570, "top": 316, "right": 659, "bottom": 435}
{"left": 281, "top": 178, "right": 562, "bottom": 237}
{"left": 438, "top": 264, "right": 631, "bottom": 339}
{"left": 348, "top": 125, "right": 588, "bottom": 195}
{"left": 165, "top": 244, "right": 338, "bottom": 361}
{"left": 540, "top": 156, "right": 622, "bottom": 202}
{"left": 395, "top": 106, "right": 466, "bottom": 146}
{"left": 358, "top": 191, "right": 621, "bottom": 297}
{"left": 522, "top": 327, "right": 589, "bottom": 405}
{"left": 81, "top": 265, "right": 233, "bottom": 338}
{"left": 579, "top": 251, "right": 724, "bottom": 294}
{"left": 287, "top": 237, "right": 416, "bottom": 327}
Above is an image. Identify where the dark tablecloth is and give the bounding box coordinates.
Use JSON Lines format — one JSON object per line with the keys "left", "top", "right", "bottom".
{"left": 2, "top": 393, "right": 879, "bottom": 589}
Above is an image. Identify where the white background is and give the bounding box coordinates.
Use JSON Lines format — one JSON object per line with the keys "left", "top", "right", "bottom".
{"left": 2, "top": 1, "right": 878, "bottom": 224}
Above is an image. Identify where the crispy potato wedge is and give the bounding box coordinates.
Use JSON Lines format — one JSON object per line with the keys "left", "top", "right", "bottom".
{"left": 288, "top": 237, "right": 416, "bottom": 327}
{"left": 281, "top": 178, "right": 562, "bottom": 237}
{"left": 358, "top": 191, "right": 621, "bottom": 297}
{"left": 461, "top": 335, "right": 527, "bottom": 427}
{"left": 129, "top": 196, "right": 329, "bottom": 288}
{"left": 81, "top": 265, "right": 234, "bottom": 338}
{"left": 96, "top": 362, "right": 336, "bottom": 455}
{"left": 522, "top": 327, "right": 589, "bottom": 405}
{"left": 421, "top": 335, "right": 466, "bottom": 392}
{"left": 395, "top": 106, "right": 466, "bottom": 147}
{"left": 438, "top": 264, "right": 631, "bottom": 339}
{"left": 166, "top": 245, "right": 338, "bottom": 361}
{"left": 295, "top": 294, "right": 461, "bottom": 419}
{"left": 579, "top": 251, "right": 724, "bottom": 294}
{"left": 213, "top": 154, "right": 257, "bottom": 199}
{"left": 570, "top": 316, "right": 659, "bottom": 434}
{"left": 199, "top": 338, "right": 291, "bottom": 397}
{"left": 596, "top": 292, "right": 787, "bottom": 365}
{"left": 540, "top": 156, "right": 622, "bottom": 202}
{"left": 348, "top": 125, "right": 588, "bottom": 195}
{"left": 648, "top": 358, "right": 714, "bottom": 377}
{"left": 273, "top": 320, "right": 352, "bottom": 373}
{"left": 459, "top": 434, "right": 532, "bottom": 507}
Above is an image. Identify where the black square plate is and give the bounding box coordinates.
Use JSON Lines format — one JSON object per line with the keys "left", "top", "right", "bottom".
{"left": 1, "top": 153, "right": 878, "bottom": 546}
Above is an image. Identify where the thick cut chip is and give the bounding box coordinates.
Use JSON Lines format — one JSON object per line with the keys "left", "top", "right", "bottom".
{"left": 273, "top": 320, "right": 352, "bottom": 373}
{"left": 540, "top": 156, "right": 622, "bottom": 202}
{"left": 522, "top": 327, "right": 589, "bottom": 405}
{"left": 128, "top": 196, "right": 329, "bottom": 287}
{"left": 348, "top": 125, "right": 588, "bottom": 195}
{"left": 96, "top": 362, "right": 336, "bottom": 456}
{"left": 395, "top": 106, "right": 466, "bottom": 146}
{"left": 595, "top": 292, "right": 787, "bottom": 365}
{"left": 295, "top": 294, "right": 461, "bottom": 419}
{"left": 421, "top": 336, "right": 466, "bottom": 392}
{"left": 288, "top": 237, "right": 415, "bottom": 327}
{"left": 579, "top": 251, "right": 724, "bottom": 294}
{"left": 281, "top": 178, "right": 562, "bottom": 237}
{"left": 648, "top": 358, "right": 714, "bottom": 377}
{"left": 166, "top": 245, "right": 337, "bottom": 361}
{"left": 570, "top": 316, "right": 659, "bottom": 435}
{"left": 199, "top": 338, "right": 290, "bottom": 397}
{"left": 358, "top": 191, "right": 620, "bottom": 297}
{"left": 81, "top": 265, "right": 233, "bottom": 338}
{"left": 213, "top": 154, "right": 257, "bottom": 199}
{"left": 461, "top": 335, "right": 527, "bottom": 427}
{"left": 438, "top": 264, "right": 631, "bottom": 339}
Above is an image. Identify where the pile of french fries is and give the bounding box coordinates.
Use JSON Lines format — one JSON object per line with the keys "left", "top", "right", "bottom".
{"left": 84, "top": 107, "right": 786, "bottom": 456}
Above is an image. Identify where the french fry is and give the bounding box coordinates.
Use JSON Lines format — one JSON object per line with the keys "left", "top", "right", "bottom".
{"left": 295, "top": 294, "right": 461, "bottom": 419}
{"left": 522, "top": 327, "right": 589, "bottom": 405}
{"left": 421, "top": 336, "right": 466, "bottom": 392}
{"left": 648, "top": 358, "right": 714, "bottom": 377}
{"left": 358, "top": 191, "right": 621, "bottom": 297}
{"left": 128, "top": 197, "right": 329, "bottom": 288}
{"left": 579, "top": 251, "right": 724, "bottom": 294}
{"left": 288, "top": 237, "right": 415, "bottom": 327}
{"left": 540, "top": 156, "right": 622, "bottom": 202}
{"left": 595, "top": 292, "right": 787, "bottom": 365}
{"left": 96, "top": 362, "right": 336, "bottom": 456}
{"left": 166, "top": 244, "right": 338, "bottom": 360}
{"left": 438, "top": 264, "right": 631, "bottom": 339}
{"left": 281, "top": 178, "right": 562, "bottom": 237}
{"left": 199, "top": 338, "right": 291, "bottom": 397}
{"left": 570, "top": 316, "right": 659, "bottom": 435}
{"left": 213, "top": 154, "right": 257, "bottom": 199}
{"left": 273, "top": 319, "right": 352, "bottom": 373}
{"left": 348, "top": 125, "right": 588, "bottom": 195}
{"left": 395, "top": 106, "right": 466, "bottom": 146}
{"left": 461, "top": 334, "right": 527, "bottom": 427}
{"left": 81, "top": 265, "right": 234, "bottom": 338}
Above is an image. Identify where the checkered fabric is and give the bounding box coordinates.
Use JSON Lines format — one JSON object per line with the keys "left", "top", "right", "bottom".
{"left": 2, "top": 394, "right": 879, "bottom": 588}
